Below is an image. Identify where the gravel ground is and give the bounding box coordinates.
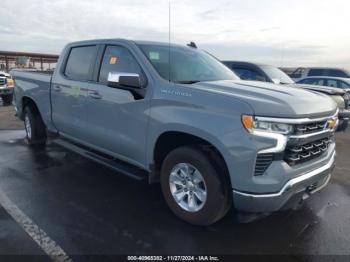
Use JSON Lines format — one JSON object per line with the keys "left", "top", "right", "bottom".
{"left": 0, "top": 104, "right": 23, "bottom": 130}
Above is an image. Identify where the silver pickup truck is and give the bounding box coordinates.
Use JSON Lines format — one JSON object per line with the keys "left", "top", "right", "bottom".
{"left": 12, "top": 39, "right": 338, "bottom": 225}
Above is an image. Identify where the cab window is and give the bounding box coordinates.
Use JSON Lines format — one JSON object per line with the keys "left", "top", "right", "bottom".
{"left": 64, "top": 45, "right": 98, "bottom": 81}
{"left": 99, "top": 45, "right": 145, "bottom": 85}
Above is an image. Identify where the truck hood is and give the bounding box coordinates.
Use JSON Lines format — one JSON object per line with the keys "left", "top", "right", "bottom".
{"left": 287, "top": 83, "right": 346, "bottom": 96}
{"left": 191, "top": 80, "right": 337, "bottom": 118}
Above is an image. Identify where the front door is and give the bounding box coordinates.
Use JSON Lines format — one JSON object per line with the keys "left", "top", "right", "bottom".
{"left": 84, "top": 44, "right": 150, "bottom": 167}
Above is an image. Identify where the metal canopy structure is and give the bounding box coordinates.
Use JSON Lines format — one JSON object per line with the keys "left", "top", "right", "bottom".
{"left": 0, "top": 51, "right": 59, "bottom": 72}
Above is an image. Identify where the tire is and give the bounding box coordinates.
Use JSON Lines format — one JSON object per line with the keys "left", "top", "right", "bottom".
{"left": 160, "top": 146, "right": 231, "bottom": 225}
{"left": 24, "top": 106, "right": 47, "bottom": 145}
{"left": 2, "top": 94, "right": 13, "bottom": 105}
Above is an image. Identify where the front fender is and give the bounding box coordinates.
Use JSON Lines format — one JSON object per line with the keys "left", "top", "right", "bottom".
{"left": 146, "top": 86, "right": 254, "bottom": 186}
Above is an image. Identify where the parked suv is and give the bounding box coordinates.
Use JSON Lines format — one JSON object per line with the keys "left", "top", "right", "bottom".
{"left": 286, "top": 67, "right": 350, "bottom": 82}
{"left": 223, "top": 61, "right": 350, "bottom": 131}
{"left": 12, "top": 39, "right": 337, "bottom": 225}
{"left": 0, "top": 71, "right": 14, "bottom": 105}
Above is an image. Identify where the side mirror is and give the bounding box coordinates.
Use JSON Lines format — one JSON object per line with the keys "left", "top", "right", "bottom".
{"left": 107, "top": 72, "right": 142, "bottom": 89}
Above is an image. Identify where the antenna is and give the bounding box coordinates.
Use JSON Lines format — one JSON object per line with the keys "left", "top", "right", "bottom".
{"left": 168, "top": 1, "right": 171, "bottom": 82}
{"left": 187, "top": 42, "right": 197, "bottom": 48}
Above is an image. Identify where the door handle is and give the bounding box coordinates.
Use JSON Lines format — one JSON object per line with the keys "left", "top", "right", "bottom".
{"left": 52, "top": 85, "right": 61, "bottom": 92}
{"left": 87, "top": 90, "right": 102, "bottom": 99}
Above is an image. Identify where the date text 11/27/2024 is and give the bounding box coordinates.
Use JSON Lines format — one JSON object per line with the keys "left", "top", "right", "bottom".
{"left": 127, "top": 256, "right": 220, "bottom": 261}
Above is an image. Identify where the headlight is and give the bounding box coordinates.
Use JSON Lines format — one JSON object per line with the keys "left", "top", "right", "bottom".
{"left": 6, "top": 78, "right": 15, "bottom": 88}
{"left": 242, "top": 115, "right": 294, "bottom": 135}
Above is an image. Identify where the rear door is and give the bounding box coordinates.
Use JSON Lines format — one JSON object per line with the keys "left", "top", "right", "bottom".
{"left": 51, "top": 45, "right": 98, "bottom": 140}
{"left": 83, "top": 44, "right": 150, "bottom": 167}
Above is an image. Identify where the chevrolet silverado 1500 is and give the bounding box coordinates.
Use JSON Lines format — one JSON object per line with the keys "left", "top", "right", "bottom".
{"left": 12, "top": 39, "right": 338, "bottom": 225}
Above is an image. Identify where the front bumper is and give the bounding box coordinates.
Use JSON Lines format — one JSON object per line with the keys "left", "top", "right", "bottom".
{"left": 233, "top": 151, "right": 335, "bottom": 213}
{"left": 337, "top": 109, "right": 350, "bottom": 132}
{"left": 0, "top": 86, "right": 13, "bottom": 96}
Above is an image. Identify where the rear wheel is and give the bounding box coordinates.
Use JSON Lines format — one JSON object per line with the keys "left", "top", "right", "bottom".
{"left": 24, "top": 106, "right": 47, "bottom": 145}
{"left": 160, "top": 146, "right": 231, "bottom": 225}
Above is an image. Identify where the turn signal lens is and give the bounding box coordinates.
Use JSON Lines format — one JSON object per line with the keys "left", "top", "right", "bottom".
{"left": 241, "top": 115, "right": 253, "bottom": 130}
{"left": 241, "top": 115, "right": 294, "bottom": 134}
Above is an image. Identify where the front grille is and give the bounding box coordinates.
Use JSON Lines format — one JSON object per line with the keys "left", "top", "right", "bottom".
{"left": 294, "top": 121, "right": 327, "bottom": 135}
{"left": 284, "top": 137, "right": 331, "bottom": 166}
{"left": 254, "top": 153, "right": 274, "bottom": 176}
{"left": 0, "top": 77, "right": 5, "bottom": 85}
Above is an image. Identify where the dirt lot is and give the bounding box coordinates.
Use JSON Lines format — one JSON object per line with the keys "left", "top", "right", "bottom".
{"left": 0, "top": 104, "right": 23, "bottom": 130}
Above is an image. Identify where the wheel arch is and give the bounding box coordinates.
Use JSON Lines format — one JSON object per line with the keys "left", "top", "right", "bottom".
{"left": 22, "top": 96, "right": 41, "bottom": 120}
{"left": 151, "top": 130, "right": 232, "bottom": 190}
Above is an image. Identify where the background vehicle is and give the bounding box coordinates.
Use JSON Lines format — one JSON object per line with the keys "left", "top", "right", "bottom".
{"left": 297, "top": 76, "right": 350, "bottom": 91}
{"left": 223, "top": 61, "right": 350, "bottom": 131}
{"left": 12, "top": 39, "right": 338, "bottom": 225}
{"left": 0, "top": 71, "right": 15, "bottom": 105}
{"left": 285, "top": 67, "right": 350, "bottom": 82}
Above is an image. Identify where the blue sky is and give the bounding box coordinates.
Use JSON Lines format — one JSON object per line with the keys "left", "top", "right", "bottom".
{"left": 0, "top": 0, "right": 349, "bottom": 69}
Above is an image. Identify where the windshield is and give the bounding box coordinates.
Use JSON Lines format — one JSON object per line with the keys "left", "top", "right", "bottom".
{"left": 260, "top": 65, "right": 294, "bottom": 84}
{"left": 137, "top": 44, "right": 238, "bottom": 83}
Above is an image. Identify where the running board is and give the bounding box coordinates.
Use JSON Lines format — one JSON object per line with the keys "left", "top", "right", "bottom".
{"left": 53, "top": 139, "right": 147, "bottom": 180}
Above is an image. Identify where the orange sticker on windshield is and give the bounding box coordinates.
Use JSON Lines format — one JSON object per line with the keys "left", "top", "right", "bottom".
{"left": 109, "top": 56, "right": 118, "bottom": 64}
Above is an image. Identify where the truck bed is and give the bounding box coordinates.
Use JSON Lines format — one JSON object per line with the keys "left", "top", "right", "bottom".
{"left": 11, "top": 69, "right": 53, "bottom": 127}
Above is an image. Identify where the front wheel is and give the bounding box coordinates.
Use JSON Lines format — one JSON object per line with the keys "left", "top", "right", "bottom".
{"left": 160, "top": 146, "right": 231, "bottom": 225}
{"left": 24, "top": 106, "right": 47, "bottom": 145}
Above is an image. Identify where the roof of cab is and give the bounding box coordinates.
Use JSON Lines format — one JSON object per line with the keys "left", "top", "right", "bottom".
{"left": 66, "top": 38, "right": 187, "bottom": 48}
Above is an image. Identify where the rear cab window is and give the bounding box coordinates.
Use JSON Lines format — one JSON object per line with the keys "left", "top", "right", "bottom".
{"left": 64, "top": 45, "right": 98, "bottom": 81}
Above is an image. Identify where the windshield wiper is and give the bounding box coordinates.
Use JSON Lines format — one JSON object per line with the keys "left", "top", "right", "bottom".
{"left": 175, "top": 80, "right": 201, "bottom": 84}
